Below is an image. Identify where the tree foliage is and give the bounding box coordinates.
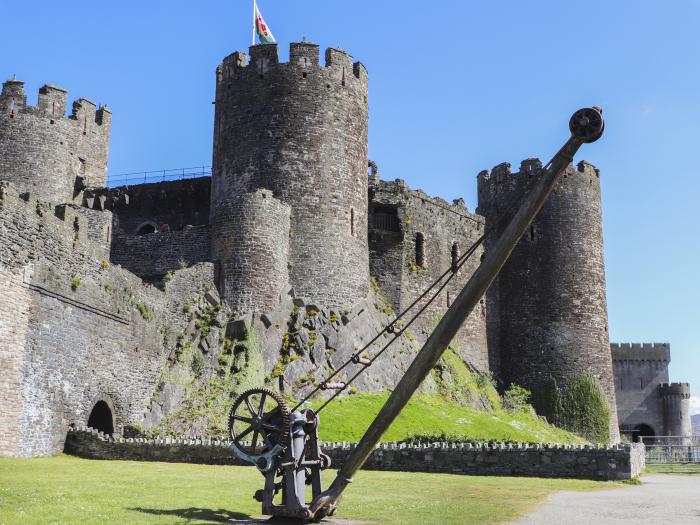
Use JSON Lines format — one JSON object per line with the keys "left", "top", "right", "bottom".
{"left": 532, "top": 372, "right": 610, "bottom": 443}
{"left": 502, "top": 384, "right": 532, "bottom": 413}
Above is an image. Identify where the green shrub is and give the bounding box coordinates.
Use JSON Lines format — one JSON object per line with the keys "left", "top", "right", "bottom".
{"left": 132, "top": 300, "right": 154, "bottom": 321}
{"left": 533, "top": 375, "right": 564, "bottom": 426}
{"left": 502, "top": 384, "right": 531, "bottom": 413}
{"left": 560, "top": 371, "right": 610, "bottom": 443}
{"left": 191, "top": 350, "right": 206, "bottom": 376}
{"left": 70, "top": 278, "right": 81, "bottom": 291}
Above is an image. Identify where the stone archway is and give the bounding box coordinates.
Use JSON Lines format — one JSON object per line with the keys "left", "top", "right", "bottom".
{"left": 633, "top": 423, "right": 655, "bottom": 443}
{"left": 87, "top": 400, "right": 114, "bottom": 435}
{"left": 135, "top": 221, "right": 158, "bottom": 236}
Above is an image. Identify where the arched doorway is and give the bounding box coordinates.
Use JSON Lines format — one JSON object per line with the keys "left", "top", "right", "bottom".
{"left": 633, "top": 423, "right": 655, "bottom": 443}
{"left": 87, "top": 401, "right": 114, "bottom": 435}
{"left": 135, "top": 221, "right": 157, "bottom": 236}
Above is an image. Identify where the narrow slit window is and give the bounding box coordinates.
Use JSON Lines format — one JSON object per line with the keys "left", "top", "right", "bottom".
{"left": 416, "top": 233, "right": 426, "bottom": 267}
{"left": 451, "top": 242, "right": 459, "bottom": 273}
{"left": 350, "top": 208, "right": 355, "bottom": 237}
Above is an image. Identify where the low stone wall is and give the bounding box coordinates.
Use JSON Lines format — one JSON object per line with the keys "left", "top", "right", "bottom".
{"left": 64, "top": 428, "right": 645, "bottom": 481}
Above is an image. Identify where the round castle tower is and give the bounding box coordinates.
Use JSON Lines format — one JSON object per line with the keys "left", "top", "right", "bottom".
{"left": 211, "top": 42, "right": 369, "bottom": 309}
{"left": 212, "top": 189, "right": 291, "bottom": 313}
{"left": 477, "top": 159, "right": 620, "bottom": 441}
{"left": 0, "top": 78, "right": 111, "bottom": 204}
{"left": 660, "top": 383, "right": 692, "bottom": 437}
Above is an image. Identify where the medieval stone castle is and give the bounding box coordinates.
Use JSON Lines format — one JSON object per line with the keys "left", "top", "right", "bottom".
{"left": 0, "top": 41, "right": 692, "bottom": 457}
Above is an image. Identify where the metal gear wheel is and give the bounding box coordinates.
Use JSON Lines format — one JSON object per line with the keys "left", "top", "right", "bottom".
{"left": 228, "top": 388, "right": 290, "bottom": 455}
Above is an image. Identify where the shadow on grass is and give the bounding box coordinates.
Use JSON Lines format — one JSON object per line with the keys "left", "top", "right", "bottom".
{"left": 130, "top": 507, "right": 252, "bottom": 523}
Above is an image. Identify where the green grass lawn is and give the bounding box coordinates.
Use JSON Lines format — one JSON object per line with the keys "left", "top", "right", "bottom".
{"left": 312, "top": 393, "right": 583, "bottom": 444}
{"left": 0, "top": 455, "right": 612, "bottom": 525}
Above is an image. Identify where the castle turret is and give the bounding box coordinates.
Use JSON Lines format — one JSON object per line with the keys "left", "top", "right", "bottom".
{"left": 478, "top": 159, "right": 620, "bottom": 441}
{"left": 211, "top": 189, "right": 291, "bottom": 313}
{"left": 0, "top": 78, "right": 111, "bottom": 204}
{"left": 211, "top": 42, "right": 369, "bottom": 309}
{"left": 660, "top": 383, "right": 692, "bottom": 438}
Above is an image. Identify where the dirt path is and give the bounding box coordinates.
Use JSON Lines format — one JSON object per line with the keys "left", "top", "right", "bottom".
{"left": 511, "top": 475, "right": 700, "bottom": 525}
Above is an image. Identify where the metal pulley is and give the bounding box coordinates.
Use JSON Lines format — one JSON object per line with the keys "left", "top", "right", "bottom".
{"left": 569, "top": 106, "right": 604, "bottom": 143}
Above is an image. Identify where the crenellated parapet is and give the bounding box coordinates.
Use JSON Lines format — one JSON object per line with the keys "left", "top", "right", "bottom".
{"left": 660, "top": 382, "right": 691, "bottom": 399}
{"left": 477, "top": 159, "right": 599, "bottom": 223}
{"left": 611, "top": 343, "right": 671, "bottom": 364}
{"left": 217, "top": 42, "right": 367, "bottom": 94}
{"left": 0, "top": 181, "right": 90, "bottom": 244}
{"left": 0, "top": 77, "right": 111, "bottom": 204}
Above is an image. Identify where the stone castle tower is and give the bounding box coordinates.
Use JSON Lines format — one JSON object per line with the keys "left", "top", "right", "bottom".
{"left": 211, "top": 42, "right": 370, "bottom": 311}
{"left": 0, "top": 78, "right": 111, "bottom": 204}
{"left": 660, "top": 383, "right": 693, "bottom": 438}
{"left": 478, "top": 159, "right": 620, "bottom": 441}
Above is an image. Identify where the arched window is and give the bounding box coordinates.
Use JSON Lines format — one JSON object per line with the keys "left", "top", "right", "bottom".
{"left": 451, "top": 242, "right": 459, "bottom": 273}
{"left": 415, "top": 233, "right": 426, "bottom": 267}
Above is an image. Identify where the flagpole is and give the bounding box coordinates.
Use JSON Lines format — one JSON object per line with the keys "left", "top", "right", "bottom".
{"left": 252, "top": 0, "right": 257, "bottom": 45}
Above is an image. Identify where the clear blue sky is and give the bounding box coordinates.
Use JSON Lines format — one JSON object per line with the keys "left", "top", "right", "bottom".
{"left": 4, "top": 1, "right": 698, "bottom": 413}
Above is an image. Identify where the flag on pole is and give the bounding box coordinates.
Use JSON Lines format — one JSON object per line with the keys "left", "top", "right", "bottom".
{"left": 254, "top": 1, "right": 276, "bottom": 44}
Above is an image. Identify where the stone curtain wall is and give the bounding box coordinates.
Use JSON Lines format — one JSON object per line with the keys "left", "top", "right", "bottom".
{"left": 477, "top": 160, "right": 619, "bottom": 441}
{"left": 64, "top": 428, "right": 645, "bottom": 481}
{"left": 211, "top": 190, "right": 291, "bottom": 313}
{"left": 368, "top": 177, "right": 489, "bottom": 372}
{"left": 612, "top": 343, "right": 670, "bottom": 437}
{"left": 0, "top": 79, "right": 110, "bottom": 203}
{"left": 0, "top": 268, "right": 32, "bottom": 456}
{"left": 0, "top": 181, "right": 216, "bottom": 456}
{"left": 112, "top": 226, "right": 211, "bottom": 280}
{"left": 212, "top": 42, "right": 369, "bottom": 309}
{"left": 106, "top": 178, "right": 211, "bottom": 235}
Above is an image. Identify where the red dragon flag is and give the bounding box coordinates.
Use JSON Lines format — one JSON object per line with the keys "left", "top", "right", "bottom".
{"left": 253, "top": 0, "right": 276, "bottom": 45}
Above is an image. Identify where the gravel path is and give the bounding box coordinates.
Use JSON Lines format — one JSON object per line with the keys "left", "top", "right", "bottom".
{"left": 511, "top": 475, "right": 700, "bottom": 525}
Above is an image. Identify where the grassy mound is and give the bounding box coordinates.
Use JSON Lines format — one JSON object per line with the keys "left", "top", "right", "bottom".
{"left": 312, "top": 392, "right": 584, "bottom": 444}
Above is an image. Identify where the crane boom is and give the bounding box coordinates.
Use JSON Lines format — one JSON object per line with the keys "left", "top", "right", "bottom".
{"left": 307, "top": 106, "right": 605, "bottom": 520}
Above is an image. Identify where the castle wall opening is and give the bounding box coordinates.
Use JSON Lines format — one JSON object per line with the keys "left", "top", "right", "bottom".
{"left": 135, "top": 222, "right": 157, "bottom": 236}
{"left": 634, "top": 423, "right": 655, "bottom": 442}
{"left": 87, "top": 401, "right": 114, "bottom": 435}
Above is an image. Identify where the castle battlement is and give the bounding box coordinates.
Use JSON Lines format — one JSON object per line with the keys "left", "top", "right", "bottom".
{"left": 611, "top": 342, "right": 671, "bottom": 363}
{"left": 217, "top": 42, "right": 367, "bottom": 92}
{"left": 477, "top": 158, "right": 599, "bottom": 187}
{"left": 0, "top": 79, "right": 110, "bottom": 127}
{"left": 0, "top": 77, "right": 112, "bottom": 202}
{"left": 0, "top": 181, "right": 90, "bottom": 241}
{"left": 369, "top": 175, "right": 484, "bottom": 222}
{"left": 659, "top": 382, "right": 691, "bottom": 399}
